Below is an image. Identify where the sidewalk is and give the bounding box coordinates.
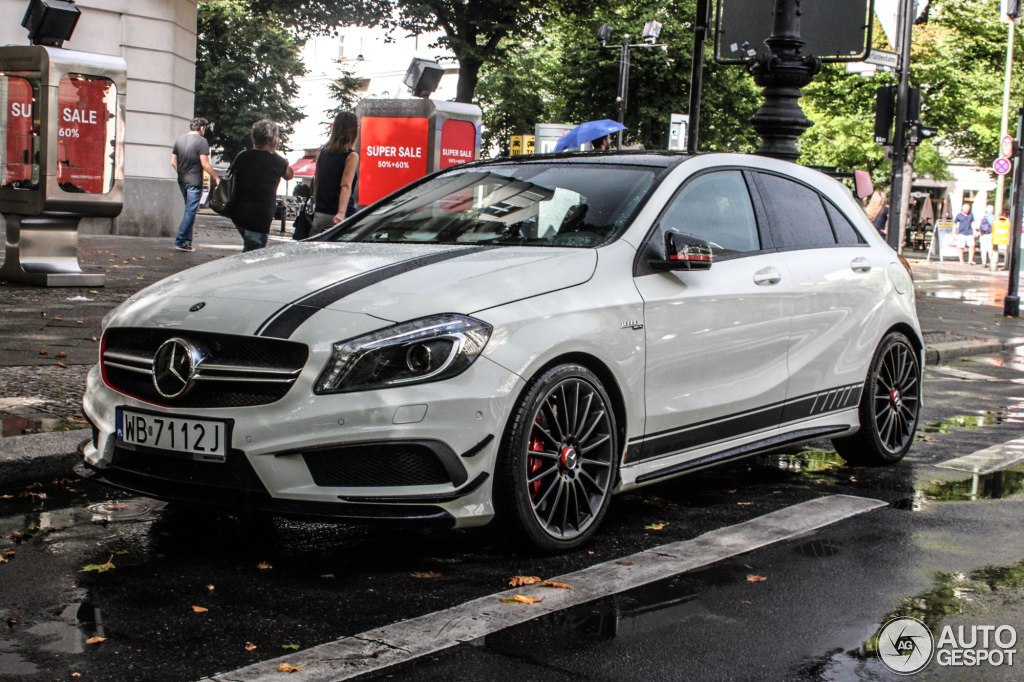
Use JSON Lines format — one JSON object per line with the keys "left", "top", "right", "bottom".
{"left": 1, "top": 225, "right": 1023, "bottom": 487}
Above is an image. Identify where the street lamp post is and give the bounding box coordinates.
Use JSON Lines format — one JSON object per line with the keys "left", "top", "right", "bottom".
{"left": 597, "top": 22, "right": 666, "bottom": 149}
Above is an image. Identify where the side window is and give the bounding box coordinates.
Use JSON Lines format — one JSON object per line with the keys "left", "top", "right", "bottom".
{"left": 657, "top": 170, "right": 760, "bottom": 257}
{"left": 825, "top": 201, "right": 865, "bottom": 245}
{"left": 757, "top": 173, "right": 835, "bottom": 248}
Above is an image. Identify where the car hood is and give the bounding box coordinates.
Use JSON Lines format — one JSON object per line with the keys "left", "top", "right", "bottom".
{"left": 108, "top": 241, "right": 597, "bottom": 337}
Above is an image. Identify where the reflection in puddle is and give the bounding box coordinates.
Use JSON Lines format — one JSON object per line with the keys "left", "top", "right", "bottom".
{"left": 797, "top": 558, "right": 1024, "bottom": 678}
{"left": 917, "top": 412, "right": 1005, "bottom": 439}
{"left": 921, "top": 468, "right": 1024, "bottom": 503}
{"left": 24, "top": 600, "right": 104, "bottom": 655}
{"left": 771, "top": 450, "right": 846, "bottom": 475}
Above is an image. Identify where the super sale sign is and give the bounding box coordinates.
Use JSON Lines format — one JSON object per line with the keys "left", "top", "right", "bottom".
{"left": 359, "top": 116, "right": 429, "bottom": 205}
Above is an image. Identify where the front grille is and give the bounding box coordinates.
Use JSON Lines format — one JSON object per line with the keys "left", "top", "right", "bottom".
{"left": 303, "top": 443, "right": 453, "bottom": 487}
{"left": 110, "top": 445, "right": 266, "bottom": 493}
{"left": 102, "top": 328, "right": 308, "bottom": 408}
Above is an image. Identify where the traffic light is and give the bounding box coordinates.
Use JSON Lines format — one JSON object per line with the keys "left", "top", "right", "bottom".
{"left": 874, "top": 84, "right": 895, "bottom": 145}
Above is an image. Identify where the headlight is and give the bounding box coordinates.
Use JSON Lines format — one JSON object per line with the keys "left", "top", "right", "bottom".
{"left": 314, "top": 314, "right": 492, "bottom": 394}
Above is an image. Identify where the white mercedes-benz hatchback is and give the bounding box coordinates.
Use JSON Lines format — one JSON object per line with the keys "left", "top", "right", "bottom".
{"left": 81, "top": 152, "right": 922, "bottom": 552}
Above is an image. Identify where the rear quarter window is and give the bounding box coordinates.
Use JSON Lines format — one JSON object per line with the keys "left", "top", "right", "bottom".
{"left": 756, "top": 173, "right": 835, "bottom": 249}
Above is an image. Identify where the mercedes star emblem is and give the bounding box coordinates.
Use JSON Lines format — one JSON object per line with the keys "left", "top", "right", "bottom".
{"left": 152, "top": 337, "right": 206, "bottom": 399}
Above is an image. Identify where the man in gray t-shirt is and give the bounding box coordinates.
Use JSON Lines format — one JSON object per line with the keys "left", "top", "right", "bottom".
{"left": 170, "top": 117, "right": 219, "bottom": 252}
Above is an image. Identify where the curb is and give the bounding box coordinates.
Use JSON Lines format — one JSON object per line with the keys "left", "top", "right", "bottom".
{"left": 0, "top": 429, "right": 88, "bottom": 489}
{"left": 925, "top": 339, "right": 1023, "bottom": 366}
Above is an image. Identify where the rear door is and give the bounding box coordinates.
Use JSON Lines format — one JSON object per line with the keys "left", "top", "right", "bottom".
{"left": 751, "top": 171, "right": 887, "bottom": 427}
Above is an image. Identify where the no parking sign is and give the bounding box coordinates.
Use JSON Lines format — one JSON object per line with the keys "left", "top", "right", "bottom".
{"left": 994, "top": 157, "right": 1012, "bottom": 175}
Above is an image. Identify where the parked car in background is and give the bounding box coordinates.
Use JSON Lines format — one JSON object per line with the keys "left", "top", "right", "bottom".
{"left": 80, "top": 152, "right": 922, "bottom": 552}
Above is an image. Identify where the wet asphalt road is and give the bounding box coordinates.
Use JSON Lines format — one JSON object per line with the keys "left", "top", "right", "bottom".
{"left": 3, "top": 346, "right": 1024, "bottom": 681}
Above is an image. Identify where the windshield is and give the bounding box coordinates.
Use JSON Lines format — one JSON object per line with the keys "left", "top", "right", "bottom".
{"left": 326, "top": 164, "right": 657, "bottom": 247}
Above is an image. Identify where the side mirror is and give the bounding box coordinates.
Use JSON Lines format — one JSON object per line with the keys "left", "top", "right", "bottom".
{"left": 649, "top": 230, "right": 713, "bottom": 271}
{"left": 853, "top": 170, "right": 874, "bottom": 199}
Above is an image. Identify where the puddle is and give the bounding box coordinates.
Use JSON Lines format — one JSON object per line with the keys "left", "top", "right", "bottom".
{"left": 920, "top": 468, "right": 1024, "bottom": 503}
{"left": 916, "top": 412, "right": 1005, "bottom": 439}
{"left": 86, "top": 500, "right": 164, "bottom": 522}
{"left": 23, "top": 598, "right": 104, "bottom": 655}
{"left": 771, "top": 450, "right": 847, "bottom": 475}
{"left": 1, "top": 415, "right": 87, "bottom": 438}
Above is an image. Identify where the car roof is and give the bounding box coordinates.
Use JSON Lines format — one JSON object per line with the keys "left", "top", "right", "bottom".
{"left": 464, "top": 151, "right": 692, "bottom": 170}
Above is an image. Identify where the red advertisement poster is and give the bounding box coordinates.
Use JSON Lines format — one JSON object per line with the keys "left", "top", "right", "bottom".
{"left": 439, "top": 119, "right": 476, "bottom": 169}
{"left": 3, "top": 76, "right": 34, "bottom": 187}
{"left": 359, "top": 116, "right": 429, "bottom": 205}
{"left": 57, "top": 74, "right": 114, "bottom": 194}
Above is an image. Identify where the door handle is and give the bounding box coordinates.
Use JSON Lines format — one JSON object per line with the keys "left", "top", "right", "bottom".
{"left": 753, "top": 267, "right": 781, "bottom": 286}
{"left": 850, "top": 257, "right": 872, "bottom": 273}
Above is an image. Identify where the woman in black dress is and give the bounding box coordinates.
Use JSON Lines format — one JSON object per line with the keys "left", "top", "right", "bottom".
{"left": 311, "top": 112, "right": 359, "bottom": 236}
{"left": 230, "top": 120, "right": 294, "bottom": 251}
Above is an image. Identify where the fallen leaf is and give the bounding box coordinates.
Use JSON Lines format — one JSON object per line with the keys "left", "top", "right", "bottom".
{"left": 723, "top": 489, "right": 738, "bottom": 494}
{"left": 614, "top": 560, "right": 633, "bottom": 566}
{"left": 244, "top": 642, "right": 257, "bottom": 651}
{"left": 38, "top": 348, "right": 48, "bottom": 356}
{"left": 740, "top": 600, "right": 753, "bottom": 605}
{"left": 849, "top": 476, "right": 859, "bottom": 483}
{"left": 81, "top": 556, "right": 115, "bottom": 573}
{"left": 71, "top": 673, "right": 81, "bottom": 678}
{"left": 56, "top": 351, "right": 67, "bottom": 358}
{"left": 192, "top": 605, "right": 209, "bottom": 613}
{"left": 0, "top": 495, "right": 12, "bottom": 500}
{"left": 53, "top": 315, "right": 62, "bottom": 321}
{"left": 206, "top": 584, "right": 215, "bottom": 592}
{"left": 644, "top": 522, "right": 666, "bottom": 531}
{"left": 320, "top": 574, "right": 335, "bottom": 579}
{"left": 500, "top": 594, "right": 543, "bottom": 604}
{"left": 746, "top": 574, "right": 767, "bottom": 583}
{"left": 277, "top": 663, "right": 302, "bottom": 673}
{"left": 3, "top": 549, "right": 14, "bottom": 557}
{"left": 411, "top": 571, "right": 442, "bottom": 579}
{"left": 6, "top": 617, "right": 17, "bottom": 627}
{"left": 736, "top": 501, "right": 753, "bottom": 506}
{"left": 75, "top": 320, "right": 83, "bottom": 325}
{"left": 282, "top": 643, "right": 301, "bottom": 651}
{"left": 0, "top": 556, "right": 7, "bottom": 565}
{"left": 509, "top": 575, "right": 542, "bottom": 587}
{"left": 85, "top": 636, "right": 106, "bottom": 645}
{"left": 256, "top": 561, "right": 272, "bottom": 571}
{"left": 541, "top": 581, "right": 572, "bottom": 589}
{"left": 56, "top": 361, "right": 67, "bottom": 368}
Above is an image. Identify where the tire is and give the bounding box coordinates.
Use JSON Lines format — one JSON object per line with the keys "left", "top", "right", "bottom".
{"left": 833, "top": 331, "right": 921, "bottom": 466}
{"left": 496, "top": 364, "right": 619, "bottom": 553}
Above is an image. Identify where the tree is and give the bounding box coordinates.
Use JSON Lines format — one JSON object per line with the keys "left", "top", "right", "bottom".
{"left": 374, "top": 1, "right": 547, "bottom": 103}
{"left": 477, "top": 45, "right": 548, "bottom": 156}
{"left": 195, "top": 0, "right": 307, "bottom": 159}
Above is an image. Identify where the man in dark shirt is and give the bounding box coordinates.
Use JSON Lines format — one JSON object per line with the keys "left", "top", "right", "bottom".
{"left": 171, "top": 117, "right": 219, "bottom": 252}
{"left": 953, "top": 203, "right": 976, "bottom": 265}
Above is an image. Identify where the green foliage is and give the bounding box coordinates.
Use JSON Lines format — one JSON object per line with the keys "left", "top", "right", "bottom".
{"left": 195, "top": 0, "right": 306, "bottom": 159}
{"left": 477, "top": 46, "right": 548, "bottom": 156}
{"left": 324, "top": 61, "right": 365, "bottom": 132}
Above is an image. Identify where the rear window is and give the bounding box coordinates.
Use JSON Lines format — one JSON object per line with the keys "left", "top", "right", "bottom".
{"left": 757, "top": 173, "right": 835, "bottom": 248}
{"left": 328, "top": 165, "right": 657, "bottom": 248}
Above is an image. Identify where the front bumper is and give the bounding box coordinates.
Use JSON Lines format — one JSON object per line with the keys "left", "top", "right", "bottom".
{"left": 81, "top": 355, "right": 522, "bottom": 528}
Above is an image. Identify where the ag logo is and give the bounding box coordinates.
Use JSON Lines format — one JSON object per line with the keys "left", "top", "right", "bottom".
{"left": 877, "top": 617, "right": 934, "bottom": 674}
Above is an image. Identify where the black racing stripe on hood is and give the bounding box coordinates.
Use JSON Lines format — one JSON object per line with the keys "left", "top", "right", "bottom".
{"left": 256, "top": 246, "right": 494, "bottom": 339}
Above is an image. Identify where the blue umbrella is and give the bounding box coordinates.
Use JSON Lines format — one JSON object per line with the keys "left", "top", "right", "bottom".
{"left": 554, "top": 119, "right": 627, "bottom": 152}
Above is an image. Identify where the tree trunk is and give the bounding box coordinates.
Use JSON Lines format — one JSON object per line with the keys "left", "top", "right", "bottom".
{"left": 455, "top": 58, "right": 480, "bottom": 103}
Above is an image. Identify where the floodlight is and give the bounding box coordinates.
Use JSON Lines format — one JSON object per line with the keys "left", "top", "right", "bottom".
{"left": 595, "top": 24, "right": 612, "bottom": 47}
{"left": 21, "top": 0, "right": 80, "bottom": 48}
{"left": 403, "top": 57, "right": 444, "bottom": 98}
{"left": 642, "top": 20, "right": 662, "bottom": 44}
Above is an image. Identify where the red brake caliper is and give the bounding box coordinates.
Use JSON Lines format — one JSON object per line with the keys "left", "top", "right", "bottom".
{"left": 528, "top": 436, "right": 544, "bottom": 498}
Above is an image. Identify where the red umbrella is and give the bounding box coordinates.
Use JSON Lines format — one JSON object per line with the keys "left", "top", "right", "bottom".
{"left": 290, "top": 156, "right": 317, "bottom": 177}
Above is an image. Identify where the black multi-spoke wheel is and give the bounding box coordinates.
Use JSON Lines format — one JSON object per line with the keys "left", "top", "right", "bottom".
{"left": 833, "top": 332, "right": 920, "bottom": 466}
{"left": 498, "top": 364, "right": 618, "bottom": 552}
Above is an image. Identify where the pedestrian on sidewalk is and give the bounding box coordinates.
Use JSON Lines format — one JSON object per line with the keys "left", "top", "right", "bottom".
{"left": 171, "top": 117, "right": 219, "bottom": 252}
{"left": 992, "top": 209, "right": 1011, "bottom": 271}
{"left": 229, "top": 120, "right": 294, "bottom": 252}
{"left": 954, "top": 203, "right": 976, "bottom": 264}
{"left": 865, "top": 190, "right": 889, "bottom": 236}
{"left": 978, "top": 204, "right": 996, "bottom": 268}
{"left": 311, "top": 111, "right": 360, "bottom": 236}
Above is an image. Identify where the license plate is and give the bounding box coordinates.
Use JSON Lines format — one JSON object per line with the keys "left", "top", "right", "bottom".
{"left": 116, "top": 407, "right": 228, "bottom": 462}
